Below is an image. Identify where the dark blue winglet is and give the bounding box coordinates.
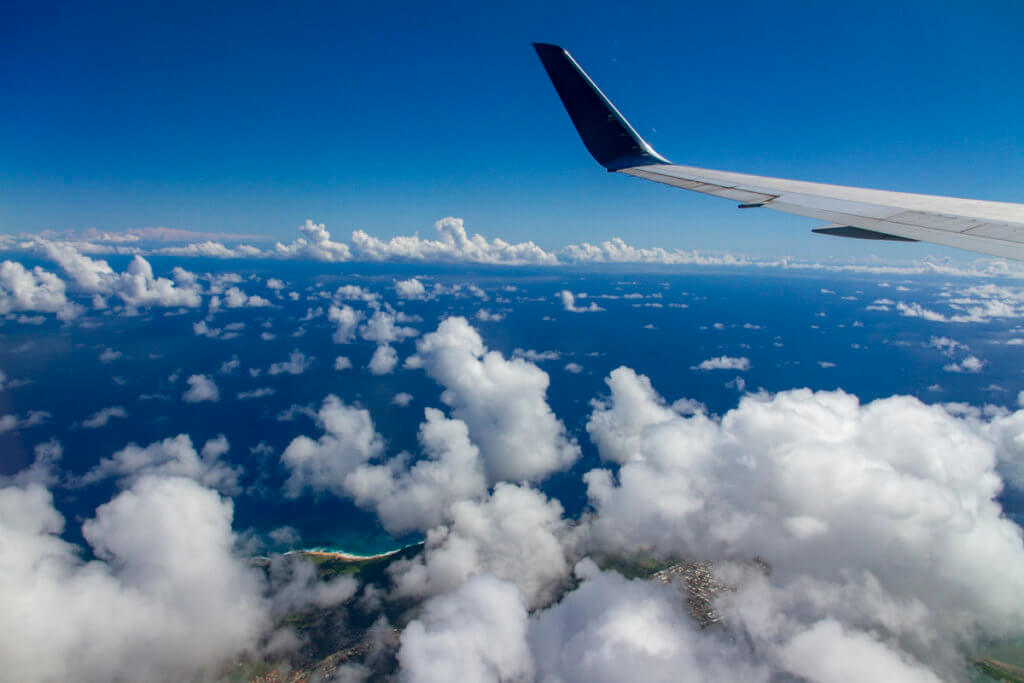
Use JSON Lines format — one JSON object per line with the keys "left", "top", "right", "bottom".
{"left": 533, "top": 43, "right": 669, "bottom": 171}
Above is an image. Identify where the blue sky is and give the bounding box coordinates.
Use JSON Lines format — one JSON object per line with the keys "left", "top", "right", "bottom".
{"left": 2, "top": 1, "right": 1022, "bottom": 260}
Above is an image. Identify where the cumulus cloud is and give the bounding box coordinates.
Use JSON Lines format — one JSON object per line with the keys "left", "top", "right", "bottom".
{"left": 334, "top": 284, "right": 379, "bottom": 305}
{"left": 528, "top": 559, "right": 765, "bottom": 683}
{"left": 328, "top": 304, "right": 363, "bottom": 343}
{"left": 0, "top": 476, "right": 269, "bottom": 682}
{"left": 360, "top": 310, "right": 419, "bottom": 344}
{"left": 564, "top": 362, "right": 583, "bottom": 374}
{"left": 334, "top": 356, "right": 353, "bottom": 371}
{"left": 280, "top": 395, "right": 386, "bottom": 498}
{"left": 406, "top": 317, "right": 580, "bottom": 483}
{"left": 268, "top": 350, "right": 314, "bottom": 376}
{"left": 691, "top": 356, "right": 751, "bottom": 371}
{"left": 223, "top": 286, "right": 272, "bottom": 308}
{"left": 351, "top": 217, "right": 556, "bottom": 265}
{"left": 928, "top": 336, "right": 967, "bottom": 356}
{"left": 80, "top": 434, "right": 242, "bottom": 495}
{"left": 475, "top": 308, "right": 504, "bottom": 322}
{"left": 513, "top": 348, "right": 561, "bottom": 362}
{"left": 81, "top": 406, "right": 128, "bottom": 428}
{"left": 0, "top": 260, "right": 82, "bottom": 320}
{"left": 368, "top": 344, "right": 399, "bottom": 375}
{"left": 395, "top": 278, "right": 428, "bottom": 299}
{"left": 944, "top": 355, "right": 985, "bottom": 373}
{"left": 0, "top": 440, "right": 63, "bottom": 488}
{"left": 559, "top": 290, "right": 604, "bottom": 313}
{"left": 392, "top": 392, "right": 414, "bottom": 407}
{"left": 0, "top": 410, "right": 50, "bottom": 435}
{"left": 273, "top": 220, "right": 352, "bottom": 262}
{"left": 389, "top": 482, "right": 571, "bottom": 608}
{"left": 345, "top": 408, "right": 488, "bottom": 535}
{"left": 238, "top": 387, "right": 275, "bottom": 400}
{"left": 182, "top": 374, "right": 219, "bottom": 403}
{"left": 578, "top": 367, "right": 1024, "bottom": 677}
{"left": 38, "top": 242, "right": 202, "bottom": 309}
{"left": 398, "top": 574, "right": 533, "bottom": 682}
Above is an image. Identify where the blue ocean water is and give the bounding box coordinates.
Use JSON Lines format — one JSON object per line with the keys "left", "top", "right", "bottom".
{"left": 2, "top": 256, "right": 1022, "bottom": 552}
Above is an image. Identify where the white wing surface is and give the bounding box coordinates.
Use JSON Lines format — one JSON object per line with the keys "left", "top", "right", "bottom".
{"left": 534, "top": 43, "right": 1024, "bottom": 261}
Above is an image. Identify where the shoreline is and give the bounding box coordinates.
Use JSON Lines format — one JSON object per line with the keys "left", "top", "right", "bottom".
{"left": 284, "top": 542, "right": 423, "bottom": 563}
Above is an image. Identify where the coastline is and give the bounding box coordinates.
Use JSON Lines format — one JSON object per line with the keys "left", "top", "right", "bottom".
{"left": 287, "top": 548, "right": 402, "bottom": 562}
{"left": 284, "top": 541, "right": 423, "bottom": 563}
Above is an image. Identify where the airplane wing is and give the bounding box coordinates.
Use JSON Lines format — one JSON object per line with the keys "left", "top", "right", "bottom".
{"left": 533, "top": 43, "right": 1024, "bottom": 261}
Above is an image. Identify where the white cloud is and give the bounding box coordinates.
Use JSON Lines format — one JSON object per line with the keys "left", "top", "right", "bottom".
{"left": 927, "top": 336, "right": 967, "bottom": 356}
{"left": 726, "top": 376, "right": 747, "bottom": 392}
{"left": 560, "top": 290, "right": 604, "bottom": 313}
{"left": 219, "top": 356, "right": 240, "bottom": 374}
{"left": 328, "top": 304, "right": 363, "bottom": 344}
{"left": 395, "top": 278, "right": 428, "bottom": 299}
{"left": 529, "top": 560, "right": 766, "bottom": 683}
{"left": 99, "top": 347, "right": 123, "bottom": 363}
{"left": 334, "top": 284, "right": 379, "bottom": 305}
{"left": 0, "top": 411, "right": 50, "bottom": 435}
{"left": 944, "top": 355, "right": 985, "bottom": 373}
{"left": 182, "top": 374, "right": 219, "bottom": 403}
{"left": 0, "top": 439, "right": 63, "bottom": 488}
{"left": 238, "top": 387, "right": 275, "bottom": 400}
{"left": 397, "top": 574, "right": 533, "bottom": 682}
{"left": 0, "top": 476, "right": 270, "bottom": 682}
{"left": 268, "top": 350, "right": 313, "bottom": 376}
{"left": 273, "top": 220, "right": 352, "bottom": 262}
{"left": 513, "top": 348, "right": 561, "bottom": 362}
{"left": 817, "top": 361, "right": 837, "bottom": 369}
{"left": 345, "top": 408, "right": 487, "bottom": 535}
{"left": 0, "top": 260, "right": 82, "bottom": 320}
{"left": 81, "top": 434, "right": 241, "bottom": 495}
{"left": 580, "top": 367, "right": 1024, "bottom": 675}
{"left": 38, "top": 242, "right": 202, "bottom": 309}
{"left": 81, "top": 406, "right": 128, "bottom": 428}
{"left": 406, "top": 317, "right": 580, "bottom": 483}
{"left": 360, "top": 310, "right": 419, "bottom": 344}
{"left": 564, "top": 362, "right": 583, "bottom": 374}
{"left": 368, "top": 344, "right": 399, "bottom": 375}
{"left": 334, "top": 356, "right": 353, "bottom": 371}
{"left": 223, "top": 286, "right": 271, "bottom": 308}
{"left": 392, "top": 392, "right": 414, "bottom": 407}
{"left": 691, "top": 356, "right": 751, "bottom": 371}
{"left": 280, "top": 395, "right": 385, "bottom": 498}
{"left": 475, "top": 308, "right": 504, "bottom": 322}
{"left": 390, "top": 482, "right": 570, "bottom": 608}
{"left": 351, "top": 216, "right": 557, "bottom": 265}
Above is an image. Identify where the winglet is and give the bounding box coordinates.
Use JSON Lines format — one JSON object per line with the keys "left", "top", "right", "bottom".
{"left": 533, "top": 43, "right": 670, "bottom": 171}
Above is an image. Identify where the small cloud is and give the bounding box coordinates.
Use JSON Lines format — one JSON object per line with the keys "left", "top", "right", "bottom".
{"left": 268, "top": 350, "right": 313, "bottom": 376}
{"left": 564, "top": 362, "right": 583, "bottom": 374}
{"left": 182, "top": 374, "right": 219, "bottom": 403}
{"left": 368, "top": 344, "right": 398, "bottom": 375}
{"left": 559, "top": 290, "right": 603, "bottom": 313}
{"left": 334, "top": 356, "right": 353, "bottom": 371}
{"left": 944, "top": 356, "right": 985, "bottom": 373}
{"left": 99, "top": 348, "right": 122, "bottom": 363}
{"left": 817, "top": 361, "right": 837, "bottom": 369}
{"left": 691, "top": 356, "right": 751, "bottom": 371}
{"left": 81, "top": 406, "right": 128, "bottom": 429}
{"left": 476, "top": 308, "right": 505, "bottom": 322}
{"left": 726, "top": 376, "right": 747, "bottom": 392}
{"left": 392, "top": 392, "right": 414, "bottom": 407}
{"left": 238, "top": 387, "right": 274, "bottom": 400}
{"left": 513, "top": 349, "right": 561, "bottom": 362}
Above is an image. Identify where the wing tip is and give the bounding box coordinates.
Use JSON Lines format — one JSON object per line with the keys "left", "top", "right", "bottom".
{"left": 532, "top": 42, "right": 669, "bottom": 171}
